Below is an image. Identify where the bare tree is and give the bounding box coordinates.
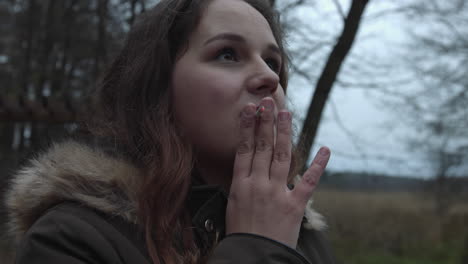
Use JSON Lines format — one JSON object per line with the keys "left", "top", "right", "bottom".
{"left": 0, "top": 0, "right": 149, "bottom": 175}
{"left": 379, "top": 1, "right": 468, "bottom": 259}
{"left": 397, "top": 0, "right": 468, "bottom": 184}
{"left": 295, "top": 0, "right": 370, "bottom": 170}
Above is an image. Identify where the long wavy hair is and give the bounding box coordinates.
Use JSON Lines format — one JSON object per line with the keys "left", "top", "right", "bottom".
{"left": 85, "top": 0, "right": 297, "bottom": 263}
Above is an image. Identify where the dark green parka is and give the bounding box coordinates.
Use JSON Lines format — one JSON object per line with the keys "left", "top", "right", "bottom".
{"left": 5, "top": 141, "right": 336, "bottom": 264}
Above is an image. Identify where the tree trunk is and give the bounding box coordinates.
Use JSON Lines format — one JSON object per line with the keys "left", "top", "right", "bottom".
{"left": 19, "top": 0, "right": 36, "bottom": 95}
{"left": 30, "top": 0, "right": 58, "bottom": 151}
{"left": 94, "top": 0, "right": 108, "bottom": 82}
{"left": 296, "top": 0, "right": 370, "bottom": 170}
{"left": 52, "top": 0, "right": 76, "bottom": 96}
{"left": 0, "top": 124, "right": 15, "bottom": 169}
{"left": 36, "top": 0, "right": 57, "bottom": 98}
{"left": 129, "top": 0, "right": 138, "bottom": 26}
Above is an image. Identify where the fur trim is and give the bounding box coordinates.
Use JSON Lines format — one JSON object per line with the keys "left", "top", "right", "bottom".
{"left": 303, "top": 199, "right": 327, "bottom": 230}
{"left": 4, "top": 141, "right": 143, "bottom": 244}
{"left": 5, "top": 141, "right": 326, "bottom": 245}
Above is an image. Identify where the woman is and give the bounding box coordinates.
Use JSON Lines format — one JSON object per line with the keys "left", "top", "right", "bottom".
{"left": 5, "top": 0, "right": 335, "bottom": 263}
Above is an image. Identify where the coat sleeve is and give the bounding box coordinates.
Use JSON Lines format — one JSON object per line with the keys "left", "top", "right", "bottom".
{"left": 297, "top": 228, "right": 337, "bottom": 264}
{"left": 14, "top": 204, "right": 149, "bottom": 264}
{"left": 15, "top": 208, "right": 120, "bottom": 264}
{"left": 207, "top": 233, "right": 311, "bottom": 264}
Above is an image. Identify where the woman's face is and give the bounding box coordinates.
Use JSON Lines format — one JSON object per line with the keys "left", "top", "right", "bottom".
{"left": 172, "top": 0, "right": 286, "bottom": 169}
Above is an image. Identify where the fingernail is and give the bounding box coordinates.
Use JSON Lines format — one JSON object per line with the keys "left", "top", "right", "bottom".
{"left": 242, "top": 105, "right": 256, "bottom": 118}
{"left": 278, "top": 112, "right": 290, "bottom": 121}
{"left": 319, "top": 147, "right": 329, "bottom": 156}
{"left": 261, "top": 99, "right": 274, "bottom": 111}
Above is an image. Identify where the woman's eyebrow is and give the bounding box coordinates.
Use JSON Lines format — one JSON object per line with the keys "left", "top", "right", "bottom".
{"left": 204, "top": 32, "right": 245, "bottom": 45}
{"left": 204, "top": 32, "right": 281, "bottom": 55}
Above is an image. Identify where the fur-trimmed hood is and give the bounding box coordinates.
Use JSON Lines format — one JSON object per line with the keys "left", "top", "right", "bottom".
{"left": 5, "top": 140, "right": 325, "bottom": 244}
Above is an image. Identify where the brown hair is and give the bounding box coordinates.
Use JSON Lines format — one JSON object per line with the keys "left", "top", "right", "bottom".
{"left": 86, "top": 0, "right": 295, "bottom": 263}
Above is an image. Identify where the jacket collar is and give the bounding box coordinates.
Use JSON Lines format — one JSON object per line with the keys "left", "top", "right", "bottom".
{"left": 5, "top": 140, "right": 325, "bottom": 246}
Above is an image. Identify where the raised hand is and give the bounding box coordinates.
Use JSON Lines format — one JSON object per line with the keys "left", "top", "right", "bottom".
{"left": 226, "top": 97, "right": 331, "bottom": 248}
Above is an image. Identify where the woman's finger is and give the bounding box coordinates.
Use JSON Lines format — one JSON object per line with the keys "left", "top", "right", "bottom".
{"left": 293, "top": 147, "right": 331, "bottom": 203}
{"left": 269, "top": 110, "right": 292, "bottom": 185}
{"left": 250, "top": 98, "right": 275, "bottom": 180}
{"left": 232, "top": 104, "right": 257, "bottom": 181}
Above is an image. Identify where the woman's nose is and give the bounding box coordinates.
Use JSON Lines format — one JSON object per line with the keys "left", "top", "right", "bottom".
{"left": 245, "top": 60, "right": 280, "bottom": 95}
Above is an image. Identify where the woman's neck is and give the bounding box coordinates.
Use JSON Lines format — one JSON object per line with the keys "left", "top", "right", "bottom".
{"left": 194, "top": 159, "right": 233, "bottom": 192}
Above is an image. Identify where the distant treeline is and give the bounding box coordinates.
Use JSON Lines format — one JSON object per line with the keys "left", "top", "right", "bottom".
{"left": 321, "top": 171, "right": 468, "bottom": 194}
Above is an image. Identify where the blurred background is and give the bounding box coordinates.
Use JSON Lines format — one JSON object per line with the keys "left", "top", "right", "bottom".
{"left": 1, "top": 0, "right": 467, "bottom": 263}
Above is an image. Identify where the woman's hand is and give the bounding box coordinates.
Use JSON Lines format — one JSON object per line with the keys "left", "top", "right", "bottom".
{"left": 226, "top": 97, "right": 331, "bottom": 248}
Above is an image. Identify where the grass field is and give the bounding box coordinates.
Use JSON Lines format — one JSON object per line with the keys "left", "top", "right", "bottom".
{"left": 313, "top": 189, "right": 468, "bottom": 264}
{"left": 0, "top": 240, "right": 13, "bottom": 263}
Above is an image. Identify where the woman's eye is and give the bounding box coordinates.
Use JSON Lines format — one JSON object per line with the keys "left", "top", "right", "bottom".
{"left": 216, "top": 47, "right": 237, "bottom": 62}
{"left": 265, "top": 58, "right": 280, "bottom": 73}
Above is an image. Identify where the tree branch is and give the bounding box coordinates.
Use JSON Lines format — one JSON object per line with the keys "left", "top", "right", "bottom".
{"left": 332, "top": 0, "right": 346, "bottom": 21}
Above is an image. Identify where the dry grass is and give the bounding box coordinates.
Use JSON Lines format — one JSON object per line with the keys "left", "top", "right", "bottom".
{"left": 0, "top": 241, "right": 14, "bottom": 264}
{"left": 313, "top": 189, "right": 468, "bottom": 264}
